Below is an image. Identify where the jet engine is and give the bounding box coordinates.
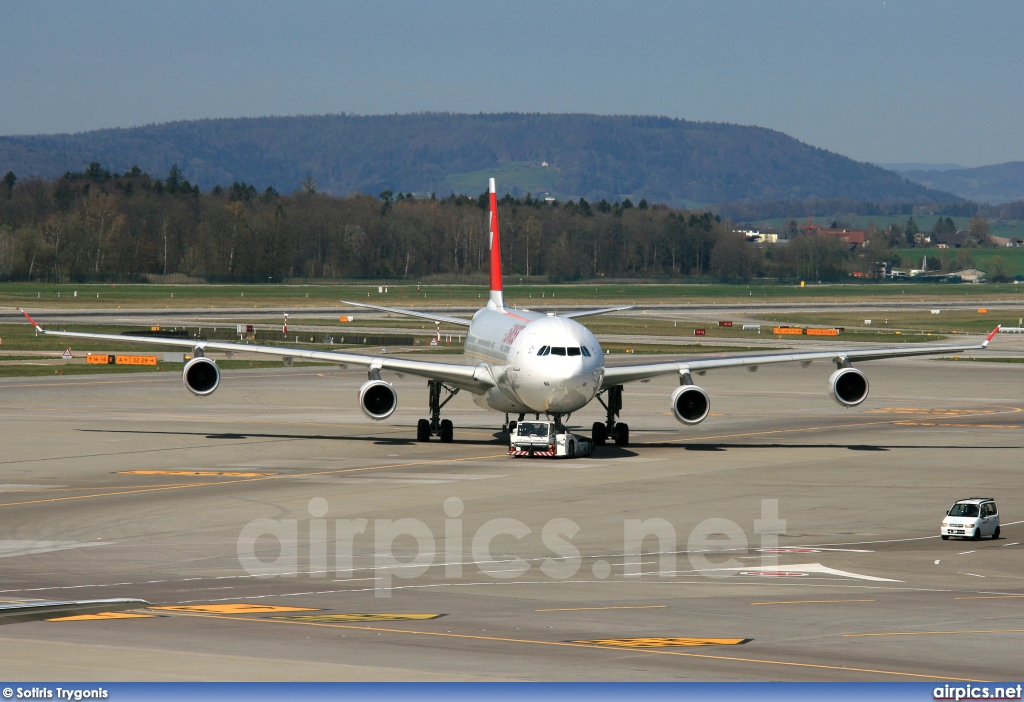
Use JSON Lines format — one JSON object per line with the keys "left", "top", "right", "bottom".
{"left": 829, "top": 367, "right": 869, "bottom": 407}
{"left": 183, "top": 357, "right": 220, "bottom": 396}
{"left": 358, "top": 379, "right": 398, "bottom": 420}
{"left": 670, "top": 384, "right": 711, "bottom": 425}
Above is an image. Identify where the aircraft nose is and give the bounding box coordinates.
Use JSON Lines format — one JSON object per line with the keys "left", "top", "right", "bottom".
{"left": 544, "top": 360, "right": 599, "bottom": 411}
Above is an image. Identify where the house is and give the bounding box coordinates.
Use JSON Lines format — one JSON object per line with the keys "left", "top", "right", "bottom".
{"left": 813, "top": 228, "right": 866, "bottom": 245}
{"left": 932, "top": 231, "right": 970, "bottom": 248}
{"left": 949, "top": 268, "right": 987, "bottom": 283}
{"left": 736, "top": 228, "right": 779, "bottom": 244}
{"left": 989, "top": 235, "right": 1022, "bottom": 247}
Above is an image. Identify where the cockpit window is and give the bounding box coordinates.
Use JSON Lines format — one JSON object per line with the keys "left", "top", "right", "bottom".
{"left": 580, "top": 346, "right": 592, "bottom": 357}
{"left": 567, "top": 347, "right": 581, "bottom": 356}
{"left": 550, "top": 347, "right": 566, "bottom": 356}
{"left": 948, "top": 503, "right": 979, "bottom": 518}
{"left": 537, "top": 346, "right": 549, "bottom": 356}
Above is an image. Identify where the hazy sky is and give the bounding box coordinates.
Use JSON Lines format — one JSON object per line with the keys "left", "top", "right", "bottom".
{"left": 2, "top": 1, "right": 1022, "bottom": 167}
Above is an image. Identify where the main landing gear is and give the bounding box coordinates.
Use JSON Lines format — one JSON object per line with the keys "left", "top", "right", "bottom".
{"left": 592, "top": 384, "right": 629, "bottom": 447}
{"left": 417, "top": 380, "right": 459, "bottom": 443}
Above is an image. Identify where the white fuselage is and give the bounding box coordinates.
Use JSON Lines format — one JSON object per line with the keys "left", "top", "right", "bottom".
{"left": 463, "top": 304, "right": 605, "bottom": 415}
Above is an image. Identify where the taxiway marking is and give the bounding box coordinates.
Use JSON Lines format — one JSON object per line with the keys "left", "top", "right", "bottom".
{"left": 164, "top": 610, "right": 991, "bottom": 682}
{"left": 659, "top": 408, "right": 1022, "bottom": 448}
{"left": 153, "top": 603, "right": 317, "bottom": 615}
{"left": 534, "top": 605, "right": 667, "bottom": 612}
{"left": 48, "top": 611, "right": 154, "bottom": 621}
{"left": 0, "top": 452, "right": 507, "bottom": 509}
{"left": 273, "top": 613, "right": 443, "bottom": 623}
{"left": 844, "top": 629, "right": 1024, "bottom": 638}
{"left": 571, "top": 637, "right": 748, "bottom": 648}
{"left": 750, "top": 599, "right": 875, "bottom": 606}
{"left": 118, "top": 470, "right": 275, "bottom": 477}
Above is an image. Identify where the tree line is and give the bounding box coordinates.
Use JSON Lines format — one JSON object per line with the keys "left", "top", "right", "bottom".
{"left": 0, "top": 164, "right": 989, "bottom": 284}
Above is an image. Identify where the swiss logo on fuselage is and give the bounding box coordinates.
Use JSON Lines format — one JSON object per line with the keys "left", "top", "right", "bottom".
{"left": 502, "top": 324, "right": 526, "bottom": 345}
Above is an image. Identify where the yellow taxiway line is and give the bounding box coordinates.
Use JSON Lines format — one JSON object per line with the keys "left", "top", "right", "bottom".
{"left": 844, "top": 628, "right": 1024, "bottom": 637}
{"left": 162, "top": 610, "right": 991, "bottom": 682}
{"left": 0, "top": 452, "right": 506, "bottom": 509}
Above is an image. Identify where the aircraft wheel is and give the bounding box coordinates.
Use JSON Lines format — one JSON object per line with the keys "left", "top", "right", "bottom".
{"left": 417, "top": 419, "right": 431, "bottom": 442}
{"left": 592, "top": 422, "right": 606, "bottom": 446}
{"left": 440, "top": 419, "right": 454, "bottom": 443}
{"left": 615, "top": 423, "right": 630, "bottom": 446}
{"left": 568, "top": 441, "right": 575, "bottom": 458}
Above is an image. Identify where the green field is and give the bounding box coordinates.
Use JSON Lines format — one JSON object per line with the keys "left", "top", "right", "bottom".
{"left": 442, "top": 161, "right": 560, "bottom": 197}
{"left": 7, "top": 281, "right": 1024, "bottom": 312}
{"left": 757, "top": 308, "right": 1020, "bottom": 334}
{"left": 2, "top": 281, "right": 1018, "bottom": 376}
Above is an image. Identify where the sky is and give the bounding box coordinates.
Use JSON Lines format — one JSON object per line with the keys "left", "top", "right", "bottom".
{"left": 1, "top": 0, "right": 1022, "bottom": 168}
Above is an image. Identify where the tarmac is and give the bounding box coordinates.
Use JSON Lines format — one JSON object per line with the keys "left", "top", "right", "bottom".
{"left": 0, "top": 334, "right": 1023, "bottom": 681}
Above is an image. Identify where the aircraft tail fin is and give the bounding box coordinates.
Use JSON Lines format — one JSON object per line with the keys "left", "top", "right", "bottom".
{"left": 488, "top": 177, "right": 504, "bottom": 309}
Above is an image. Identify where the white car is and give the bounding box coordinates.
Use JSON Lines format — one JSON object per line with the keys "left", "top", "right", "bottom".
{"left": 941, "top": 497, "right": 1000, "bottom": 540}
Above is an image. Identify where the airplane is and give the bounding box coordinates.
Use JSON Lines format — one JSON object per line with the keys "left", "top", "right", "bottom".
{"left": 19, "top": 178, "right": 1002, "bottom": 447}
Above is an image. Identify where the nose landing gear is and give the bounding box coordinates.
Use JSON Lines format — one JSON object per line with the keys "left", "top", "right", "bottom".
{"left": 417, "top": 380, "right": 459, "bottom": 443}
{"left": 503, "top": 413, "right": 525, "bottom": 436}
{"left": 594, "top": 384, "right": 629, "bottom": 446}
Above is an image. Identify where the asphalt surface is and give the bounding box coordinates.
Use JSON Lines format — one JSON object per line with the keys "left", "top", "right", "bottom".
{"left": 1, "top": 336, "right": 1023, "bottom": 681}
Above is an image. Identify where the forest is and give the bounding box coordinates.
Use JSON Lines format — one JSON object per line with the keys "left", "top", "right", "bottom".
{"left": 0, "top": 164, "right": 987, "bottom": 285}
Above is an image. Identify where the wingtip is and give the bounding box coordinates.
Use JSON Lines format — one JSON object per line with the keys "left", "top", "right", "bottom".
{"left": 982, "top": 325, "right": 1001, "bottom": 347}
{"left": 489, "top": 177, "right": 496, "bottom": 194}
{"left": 19, "top": 308, "right": 42, "bottom": 331}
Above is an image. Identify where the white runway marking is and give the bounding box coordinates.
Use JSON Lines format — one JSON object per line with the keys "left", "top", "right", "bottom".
{"left": 0, "top": 540, "right": 108, "bottom": 559}
{"left": 756, "top": 547, "right": 874, "bottom": 553}
{"left": 711, "top": 563, "right": 901, "bottom": 582}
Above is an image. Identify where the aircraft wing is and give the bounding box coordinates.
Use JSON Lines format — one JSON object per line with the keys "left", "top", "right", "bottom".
{"left": 341, "top": 300, "right": 472, "bottom": 327}
{"left": 562, "top": 305, "right": 633, "bottom": 319}
{"left": 601, "top": 327, "right": 1001, "bottom": 389}
{"left": 0, "top": 598, "right": 150, "bottom": 625}
{"left": 19, "top": 310, "right": 495, "bottom": 393}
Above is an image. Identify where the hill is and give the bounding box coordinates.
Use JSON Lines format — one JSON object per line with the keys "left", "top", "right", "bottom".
{"left": 877, "top": 162, "right": 963, "bottom": 172}
{"left": 0, "top": 113, "right": 958, "bottom": 205}
{"left": 899, "top": 161, "right": 1024, "bottom": 204}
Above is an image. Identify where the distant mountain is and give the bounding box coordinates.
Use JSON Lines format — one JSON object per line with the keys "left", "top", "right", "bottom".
{"left": 0, "top": 113, "right": 959, "bottom": 205}
{"left": 899, "top": 162, "right": 1024, "bottom": 205}
{"left": 877, "top": 162, "right": 964, "bottom": 173}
